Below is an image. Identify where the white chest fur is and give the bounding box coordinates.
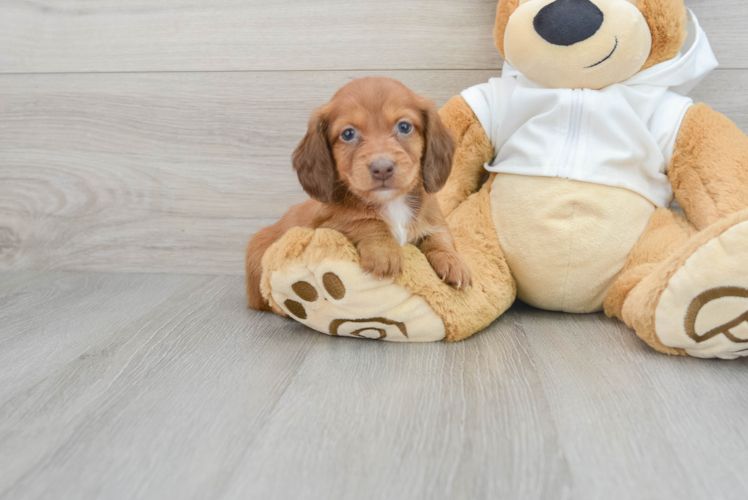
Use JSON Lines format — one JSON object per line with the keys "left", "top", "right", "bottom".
{"left": 382, "top": 197, "right": 415, "bottom": 246}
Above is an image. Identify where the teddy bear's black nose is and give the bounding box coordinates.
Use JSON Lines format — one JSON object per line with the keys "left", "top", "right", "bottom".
{"left": 534, "top": 0, "right": 604, "bottom": 46}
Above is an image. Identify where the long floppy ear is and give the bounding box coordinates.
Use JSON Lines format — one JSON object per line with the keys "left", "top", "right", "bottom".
{"left": 493, "top": 0, "right": 521, "bottom": 59}
{"left": 420, "top": 101, "right": 455, "bottom": 194}
{"left": 292, "top": 107, "right": 336, "bottom": 203}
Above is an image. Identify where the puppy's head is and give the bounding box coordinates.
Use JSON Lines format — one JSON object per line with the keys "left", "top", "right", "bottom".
{"left": 292, "top": 77, "right": 454, "bottom": 204}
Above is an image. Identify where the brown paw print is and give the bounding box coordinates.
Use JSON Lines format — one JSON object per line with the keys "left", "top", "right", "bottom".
{"left": 329, "top": 317, "right": 408, "bottom": 340}
{"left": 685, "top": 286, "right": 748, "bottom": 344}
{"left": 284, "top": 272, "right": 345, "bottom": 320}
{"left": 284, "top": 273, "right": 345, "bottom": 319}
{"left": 282, "top": 272, "right": 407, "bottom": 340}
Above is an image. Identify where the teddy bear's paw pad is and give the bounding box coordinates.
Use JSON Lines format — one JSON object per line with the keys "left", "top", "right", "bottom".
{"left": 269, "top": 260, "right": 445, "bottom": 342}
{"left": 656, "top": 220, "right": 748, "bottom": 359}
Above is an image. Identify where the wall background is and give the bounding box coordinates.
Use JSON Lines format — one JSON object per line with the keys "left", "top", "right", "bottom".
{"left": 1, "top": 0, "right": 745, "bottom": 275}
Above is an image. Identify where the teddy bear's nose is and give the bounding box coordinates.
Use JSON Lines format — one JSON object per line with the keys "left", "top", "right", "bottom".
{"left": 533, "top": 0, "right": 604, "bottom": 46}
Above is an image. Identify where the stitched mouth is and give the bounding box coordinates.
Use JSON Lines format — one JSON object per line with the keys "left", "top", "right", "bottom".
{"left": 584, "top": 37, "right": 618, "bottom": 69}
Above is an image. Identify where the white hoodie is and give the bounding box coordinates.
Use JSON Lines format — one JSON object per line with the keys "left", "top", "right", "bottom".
{"left": 461, "top": 10, "right": 718, "bottom": 208}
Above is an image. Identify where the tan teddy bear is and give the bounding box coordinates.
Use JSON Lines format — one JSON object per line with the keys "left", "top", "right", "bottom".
{"left": 254, "top": 0, "right": 748, "bottom": 359}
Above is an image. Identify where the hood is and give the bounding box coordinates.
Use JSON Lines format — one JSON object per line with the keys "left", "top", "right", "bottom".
{"left": 502, "top": 9, "right": 718, "bottom": 95}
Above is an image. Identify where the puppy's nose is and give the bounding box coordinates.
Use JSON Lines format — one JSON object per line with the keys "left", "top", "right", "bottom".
{"left": 369, "top": 159, "right": 396, "bottom": 181}
{"left": 534, "top": 0, "right": 604, "bottom": 46}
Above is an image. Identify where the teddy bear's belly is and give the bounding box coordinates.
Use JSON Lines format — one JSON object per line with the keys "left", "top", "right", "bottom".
{"left": 490, "top": 174, "right": 656, "bottom": 313}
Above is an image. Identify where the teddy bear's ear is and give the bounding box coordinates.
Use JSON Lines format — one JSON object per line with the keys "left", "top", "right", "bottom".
{"left": 493, "top": 0, "right": 521, "bottom": 60}
{"left": 638, "top": 0, "right": 688, "bottom": 70}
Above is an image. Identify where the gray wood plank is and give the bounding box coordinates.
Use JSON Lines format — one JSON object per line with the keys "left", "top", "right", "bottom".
{"left": 0, "top": 272, "right": 212, "bottom": 403}
{"left": 0, "top": 69, "right": 496, "bottom": 275}
{"left": 2, "top": 69, "right": 747, "bottom": 276}
{"left": 0, "top": 272, "right": 746, "bottom": 499}
{"left": 521, "top": 309, "right": 748, "bottom": 499}
{"left": 0, "top": 271, "right": 69, "bottom": 299}
{"left": 220, "top": 310, "right": 571, "bottom": 500}
{"left": 0, "top": 272, "right": 321, "bottom": 500}
{"left": 1, "top": 1, "right": 743, "bottom": 73}
{"left": 691, "top": 69, "right": 748, "bottom": 126}
{"left": 688, "top": 0, "right": 747, "bottom": 69}
{"left": 0, "top": 0, "right": 503, "bottom": 74}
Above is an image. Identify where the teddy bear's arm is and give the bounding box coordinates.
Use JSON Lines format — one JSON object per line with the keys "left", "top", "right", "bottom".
{"left": 435, "top": 95, "right": 495, "bottom": 215}
{"left": 669, "top": 103, "right": 748, "bottom": 230}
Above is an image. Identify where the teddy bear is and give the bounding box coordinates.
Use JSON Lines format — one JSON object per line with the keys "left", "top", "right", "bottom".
{"left": 254, "top": 0, "right": 748, "bottom": 359}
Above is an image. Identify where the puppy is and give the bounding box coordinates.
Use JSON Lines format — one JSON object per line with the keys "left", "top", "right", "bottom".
{"left": 246, "top": 77, "right": 472, "bottom": 312}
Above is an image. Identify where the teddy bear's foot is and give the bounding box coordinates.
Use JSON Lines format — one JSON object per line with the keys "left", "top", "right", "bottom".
{"left": 623, "top": 209, "right": 748, "bottom": 359}
{"left": 260, "top": 227, "right": 446, "bottom": 342}
{"left": 259, "top": 184, "right": 517, "bottom": 342}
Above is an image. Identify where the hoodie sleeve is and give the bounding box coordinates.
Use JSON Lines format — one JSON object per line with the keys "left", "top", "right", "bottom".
{"left": 461, "top": 83, "right": 494, "bottom": 145}
{"left": 461, "top": 77, "right": 516, "bottom": 151}
{"left": 648, "top": 91, "right": 694, "bottom": 173}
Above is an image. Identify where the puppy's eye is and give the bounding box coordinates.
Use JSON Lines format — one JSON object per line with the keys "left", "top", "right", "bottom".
{"left": 341, "top": 129, "right": 357, "bottom": 142}
{"left": 397, "top": 122, "right": 413, "bottom": 135}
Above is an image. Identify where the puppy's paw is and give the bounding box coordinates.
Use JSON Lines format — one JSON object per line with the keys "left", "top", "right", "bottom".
{"left": 359, "top": 243, "right": 404, "bottom": 279}
{"left": 427, "top": 250, "right": 472, "bottom": 291}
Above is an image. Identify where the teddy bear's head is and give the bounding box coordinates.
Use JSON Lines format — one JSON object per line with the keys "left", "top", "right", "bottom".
{"left": 494, "top": 0, "right": 687, "bottom": 89}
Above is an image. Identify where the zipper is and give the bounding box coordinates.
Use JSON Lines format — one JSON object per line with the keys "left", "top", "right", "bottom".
{"left": 558, "top": 89, "right": 585, "bottom": 179}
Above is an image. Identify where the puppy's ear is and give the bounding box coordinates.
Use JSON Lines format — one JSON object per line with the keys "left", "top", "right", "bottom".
{"left": 292, "top": 107, "right": 336, "bottom": 203}
{"left": 420, "top": 101, "right": 455, "bottom": 194}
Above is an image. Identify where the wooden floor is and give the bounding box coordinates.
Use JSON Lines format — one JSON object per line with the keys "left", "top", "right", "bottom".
{"left": 0, "top": 271, "right": 746, "bottom": 499}
{"left": 3, "top": 0, "right": 748, "bottom": 498}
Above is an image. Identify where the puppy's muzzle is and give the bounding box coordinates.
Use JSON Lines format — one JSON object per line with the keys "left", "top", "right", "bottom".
{"left": 369, "top": 158, "right": 396, "bottom": 181}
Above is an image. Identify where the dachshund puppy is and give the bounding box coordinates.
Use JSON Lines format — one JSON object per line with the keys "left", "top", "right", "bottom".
{"left": 246, "top": 77, "right": 472, "bottom": 312}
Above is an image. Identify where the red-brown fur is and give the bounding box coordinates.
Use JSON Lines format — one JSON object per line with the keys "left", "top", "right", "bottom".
{"left": 246, "top": 77, "right": 472, "bottom": 312}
